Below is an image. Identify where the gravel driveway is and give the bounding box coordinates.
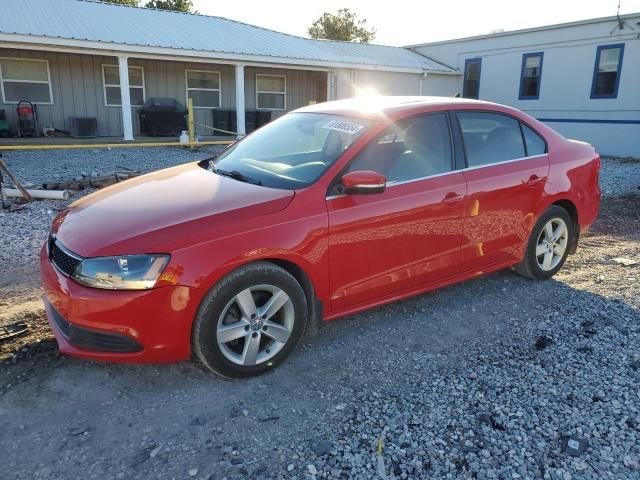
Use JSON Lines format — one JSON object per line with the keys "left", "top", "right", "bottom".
{"left": 0, "top": 149, "right": 638, "bottom": 480}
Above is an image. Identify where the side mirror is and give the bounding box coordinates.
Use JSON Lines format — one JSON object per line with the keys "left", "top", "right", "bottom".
{"left": 341, "top": 170, "right": 386, "bottom": 195}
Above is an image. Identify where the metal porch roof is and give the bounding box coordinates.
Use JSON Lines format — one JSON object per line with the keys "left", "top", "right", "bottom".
{"left": 0, "top": 0, "right": 455, "bottom": 73}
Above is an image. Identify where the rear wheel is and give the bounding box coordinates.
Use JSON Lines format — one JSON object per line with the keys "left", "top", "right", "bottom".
{"left": 192, "top": 262, "right": 307, "bottom": 378}
{"left": 514, "top": 206, "right": 573, "bottom": 280}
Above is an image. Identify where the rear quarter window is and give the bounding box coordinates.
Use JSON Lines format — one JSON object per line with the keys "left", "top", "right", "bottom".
{"left": 521, "top": 124, "right": 547, "bottom": 156}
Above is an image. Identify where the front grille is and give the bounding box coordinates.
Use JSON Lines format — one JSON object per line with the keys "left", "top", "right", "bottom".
{"left": 48, "top": 303, "right": 143, "bottom": 353}
{"left": 49, "top": 240, "right": 82, "bottom": 276}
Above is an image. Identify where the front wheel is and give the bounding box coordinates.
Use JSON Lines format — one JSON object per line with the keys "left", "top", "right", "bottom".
{"left": 514, "top": 206, "right": 573, "bottom": 280}
{"left": 192, "top": 262, "right": 308, "bottom": 378}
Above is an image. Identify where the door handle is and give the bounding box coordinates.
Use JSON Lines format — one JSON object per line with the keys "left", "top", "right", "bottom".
{"left": 526, "top": 175, "right": 544, "bottom": 187}
{"left": 443, "top": 192, "right": 464, "bottom": 205}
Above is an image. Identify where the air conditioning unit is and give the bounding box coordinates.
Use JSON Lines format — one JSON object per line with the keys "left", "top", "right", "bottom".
{"left": 69, "top": 116, "right": 98, "bottom": 138}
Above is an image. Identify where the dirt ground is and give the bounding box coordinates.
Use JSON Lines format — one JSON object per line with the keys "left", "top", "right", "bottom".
{"left": 0, "top": 193, "right": 638, "bottom": 479}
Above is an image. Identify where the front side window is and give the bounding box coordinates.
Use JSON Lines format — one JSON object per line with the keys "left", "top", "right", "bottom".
{"left": 591, "top": 44, "right": 624, "bottom": 99}
{"left": 103, "top": 65, "right": 145, "bottom": 106}
{"left": 343, "top": 113, "right": 453, "bottom": 185}
{"left": 463, "top": 58, "right": 482, "bottom": 99}
{"left": 0, "top": 58, "right": 52, "bottom": 104}
{"left": 457, "top": 112, "right": 526, "bottom": 167}
{"left": 211, "top": 113, "right": 371, "bottom": 189}
{"left": 186, "top": 70, "right": 220, "bottom": 108}
{"left": 256, "top": 75, "right": 286, "bottom": 110}
{"left": 519, "top": 53, "right": 543, "bottom": 99}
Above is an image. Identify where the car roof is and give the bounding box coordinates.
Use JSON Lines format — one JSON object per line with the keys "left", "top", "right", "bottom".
{"left": 295, "top": 96, "right": 500, "bottom": 118}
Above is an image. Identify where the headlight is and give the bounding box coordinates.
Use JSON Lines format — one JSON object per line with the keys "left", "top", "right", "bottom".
{"left": 72, "top": 254, "right": 170, "bottom": 290}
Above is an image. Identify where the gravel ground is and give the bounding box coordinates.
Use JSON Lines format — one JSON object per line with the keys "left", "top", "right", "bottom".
{"left": 599, "top": 157, "right": 640, "bottom": 197}
{"left": 0, "top": 149, "right": 638, "bottom": 480}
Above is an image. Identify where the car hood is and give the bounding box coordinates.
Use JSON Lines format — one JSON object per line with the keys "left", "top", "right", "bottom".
{"left": 52, "top": 162, "right": 294, "bottom": 257}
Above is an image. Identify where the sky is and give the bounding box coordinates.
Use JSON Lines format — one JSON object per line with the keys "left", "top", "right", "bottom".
{"left": 192, "top": 0, "right": 640, "bottom": 46}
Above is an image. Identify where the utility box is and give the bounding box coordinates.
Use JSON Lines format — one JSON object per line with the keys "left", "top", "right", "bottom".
{"left": 69, "top": 116, "right": 98, "bottom": 138}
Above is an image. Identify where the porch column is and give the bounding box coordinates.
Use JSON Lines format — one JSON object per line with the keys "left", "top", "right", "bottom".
{"left": 326, "top": 71, "right": 334, "bottom": 101}
{"left": 235, "top": 64, "right": 246, "bottom": 137}
{"left": 118, "top": 55, "right": 134, "bottom": 141}
{"left": 419, "top": 72, "right": 428, "bottom": 96}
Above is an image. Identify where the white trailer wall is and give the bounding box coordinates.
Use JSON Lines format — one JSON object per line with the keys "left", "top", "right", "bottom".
{"left": 411, "top": 14, "right": 640, "bottom": 157}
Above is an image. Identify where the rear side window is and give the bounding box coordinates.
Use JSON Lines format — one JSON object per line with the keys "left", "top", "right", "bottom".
{"left": 457, "top": 112, "right": 525, "bottom": 167}
{"left": 521, "top": 124, "right": 546, "bottom": 156}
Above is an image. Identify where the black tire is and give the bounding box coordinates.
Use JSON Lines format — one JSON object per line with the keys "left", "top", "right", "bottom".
{"left": 192, "top": 261, "right": 308, "bottom": 378}
{"left": 514, "top": 206, "right": 573, "bottom": 280}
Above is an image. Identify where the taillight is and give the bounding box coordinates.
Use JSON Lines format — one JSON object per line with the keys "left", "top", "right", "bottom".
{"left": 593, "top": 153, "right": 601, "bottom": 191}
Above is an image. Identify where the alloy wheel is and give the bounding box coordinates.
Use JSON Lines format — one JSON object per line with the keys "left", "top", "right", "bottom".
{"left": 535, "top": 218, "right": 569, "bottom": 271}
{"left": 216, "top": 284, "right": 294, "bottom": 366}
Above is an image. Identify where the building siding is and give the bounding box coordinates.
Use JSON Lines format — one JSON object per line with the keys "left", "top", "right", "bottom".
{"left": 411, "top": 15, "right": 640, "bottom": 157}
{"left": 0, "top": 49, "right": 329, "bottom": 138}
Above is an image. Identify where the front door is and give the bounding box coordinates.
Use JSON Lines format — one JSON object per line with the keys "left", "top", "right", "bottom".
{"left": 326, "top": 112, "right": 467, "bottom": 311}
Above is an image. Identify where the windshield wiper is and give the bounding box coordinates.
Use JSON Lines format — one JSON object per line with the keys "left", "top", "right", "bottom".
{"left": 215, "top": 169, "right": 263, "bottom": 186}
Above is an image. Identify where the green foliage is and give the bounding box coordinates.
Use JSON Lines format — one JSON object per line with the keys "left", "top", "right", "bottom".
{"left": 104, "top": 0, "right": 139, "bottom": 6}
{"left": 308, "top": 8, "right": 376, "bottom": 43}
{"left": 143, "top": 0, "right": 194, "bottom": 12}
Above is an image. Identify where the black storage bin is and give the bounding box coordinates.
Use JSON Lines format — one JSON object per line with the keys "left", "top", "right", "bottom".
{"left": 212, "top": 109, "right": 233, "bottom": 136}
{"left": 256, "top": 110, "right": 272, "bottom": 128}
{"left": 229, "top": 110, "right": 258, "bottom": 134}
{"left": 139, "top": 98, "right": 187, "bottom": 137}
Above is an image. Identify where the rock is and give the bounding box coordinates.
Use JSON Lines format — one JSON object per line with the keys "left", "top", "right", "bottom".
{"left": 312, "top": 440, "right": 332, "bottom": 455}
{"left": 612, "top": 257, "right": 638, "bottom": 267}
{"left": 307, "top": 464, "right": 318, "bottom": 475}
{"left": 188, "top": 468, "right": 198, "bottom": 477}
{"left": 469, "top": 372, "right": 478, "bottom": 380}
{"left": 534, "top": 336, "right": 554, "bottom": 350}
{"left": 287, "top": 464, "right": 295, "bottom": 472}
{"left": 623, "top": 455, "right": 639, "bottom": 468}
{"left": 560, "top": 437, "right": 588, "bottom": 456}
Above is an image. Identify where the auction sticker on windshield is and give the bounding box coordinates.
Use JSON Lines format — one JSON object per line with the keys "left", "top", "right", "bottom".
{"left": 322, "top": 120, "right": 365, "bottom": 135}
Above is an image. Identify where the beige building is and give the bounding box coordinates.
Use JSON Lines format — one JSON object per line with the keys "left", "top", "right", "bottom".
{"left": 0, "top": 0, "right": 458, "bottom": 140}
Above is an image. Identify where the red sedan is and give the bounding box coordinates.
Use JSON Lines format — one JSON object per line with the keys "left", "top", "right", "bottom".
{"left": 41, "top": 97, "right": 601, "bottom": 377}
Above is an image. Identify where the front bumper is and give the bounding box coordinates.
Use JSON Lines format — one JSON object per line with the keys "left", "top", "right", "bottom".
{"left": 40, "top": 245, "right": 198, "bottom": 363}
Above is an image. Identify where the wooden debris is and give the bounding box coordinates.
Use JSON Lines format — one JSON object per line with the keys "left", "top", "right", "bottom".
{"left": 0, "top": 158, "right": 33, "bottom": 202}
{"left": 42, "top": 171, "right": 140, "bottom": 191}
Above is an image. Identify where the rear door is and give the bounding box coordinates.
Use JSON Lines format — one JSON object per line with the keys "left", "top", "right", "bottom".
{"left": 454, "top": 111, "right": 549, "bottom": 271}
{"left": 326, "top": 112, "right": 467, "bottom": 311}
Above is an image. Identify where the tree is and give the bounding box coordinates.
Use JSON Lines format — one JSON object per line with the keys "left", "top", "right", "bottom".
{"left": 308, "top": 9, "right": 376, "bottom": 43}
{"left": 105, "top": 0, "right": 139, "bottom": 6}
{"left": 144, "top": 0, "right": 194, "bottom": 12}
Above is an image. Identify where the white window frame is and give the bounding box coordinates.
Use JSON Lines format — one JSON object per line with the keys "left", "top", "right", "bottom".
{"left": 0, "top": 57, "right": 54, "bottom": 105}
{"left": 256, "top": 74, "right": 286, "bottom": 111}
{"left": 101, "top": 64, "right": 145, "bottom": 107}
{"left": 185, "top": 69, "right": 221, "bottom": 109}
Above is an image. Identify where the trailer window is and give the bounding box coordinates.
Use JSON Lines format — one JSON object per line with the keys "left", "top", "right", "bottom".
{"left": 0, "top": 58, "right": 52, "bottom": 104}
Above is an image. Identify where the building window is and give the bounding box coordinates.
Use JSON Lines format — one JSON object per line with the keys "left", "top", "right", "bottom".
{"left": 519, "top": 52, "right": 543, "bottom": 100}
{"left": 256, "top": 74, "right": 286, "bottom": 110}
{"left": 102, "top": 65, "right": 145, "bottom": 107}
{"left": 462, "top": 58, "right": 481, "bottom": 99}
{"left": 0, "top": 58, "right": 53, "bottom": 104}
{"left": 591, "top": 44, "right": 624, "bottom": 99}
{"left": 186, "top": 70, "right": 221, "bottom": 108}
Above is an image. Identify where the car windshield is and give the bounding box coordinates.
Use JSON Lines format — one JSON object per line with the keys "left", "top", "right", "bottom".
{"left": 208, "top": 112, "right": 372, "bottom": 190}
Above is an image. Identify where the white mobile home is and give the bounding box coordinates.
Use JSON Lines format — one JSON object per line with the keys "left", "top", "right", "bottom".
{"left": 409, "top": 13, "right": 640, "bottom": 158}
